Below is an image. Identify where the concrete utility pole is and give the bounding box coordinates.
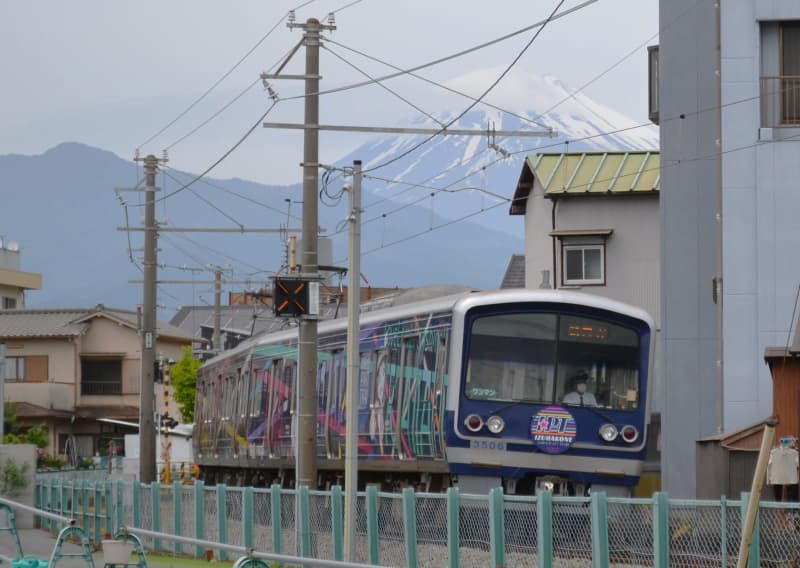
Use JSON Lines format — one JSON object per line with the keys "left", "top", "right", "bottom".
{"left": 139, "top": 154, "right": 160, "bottom": 483}
{"left": 0, "top": 342, "right": 5, "bottom": 440}
{"left": 213, "top": 267, "right": 222, "bottom": 353}
{"left": 290, "top": 16, "right": 334, "bottom": 493}
{"left": 344, "top": 161, "right": 362, "bottom": 562}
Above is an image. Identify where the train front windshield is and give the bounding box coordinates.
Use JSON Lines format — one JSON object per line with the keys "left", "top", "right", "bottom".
{"left": 465, "top": 312, "right": 641, "bottom": 411}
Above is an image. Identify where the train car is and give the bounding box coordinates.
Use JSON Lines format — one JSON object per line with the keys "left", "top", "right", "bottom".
{"left": 193, "top": 288, "right": 654, "bottom": 496}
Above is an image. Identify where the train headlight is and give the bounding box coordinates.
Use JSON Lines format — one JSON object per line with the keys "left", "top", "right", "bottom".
{"left": 464, "top": 414, "right": 484, "bottom": 433}
{"left": 598, "top": 423, "right": 618, "bottom": 442}
{"left": 486, "top": 415, "right": 505, "bottom": 434}
{"left": 621, "top": 425, "right": 639, "bottom": 444}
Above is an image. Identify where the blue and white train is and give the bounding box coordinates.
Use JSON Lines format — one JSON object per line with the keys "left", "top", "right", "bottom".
{"left": 193, "top": 288, "right": 654, "bottom": 495}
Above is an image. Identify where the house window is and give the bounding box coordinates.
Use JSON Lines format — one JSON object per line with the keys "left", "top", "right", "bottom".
{"left": 4, "top": 357, "right": 24, "bottom": 382}
{"left": 3, "top": 355, "right": 48, "bottom": 382}
{"left": 2, "top": 297, "right": 16, "bottom": 310}
{"left": 761, "top": 22, "right": 800, "bottom": 127}
{"left": 562, "top": 244, "right": 605, "bottom": 285}
{"left": 648, "top": 45, "right": 659, "bottom": 125}
{"left": 81, "top": 357, "right": 122, "bottom": 395}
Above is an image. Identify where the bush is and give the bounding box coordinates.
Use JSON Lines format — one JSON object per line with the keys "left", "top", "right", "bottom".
{"left": 39, "top": 455, "right": 67, "bottom": 470}
{"left": 0, "top": 459, "right": 29, "bottom": 497}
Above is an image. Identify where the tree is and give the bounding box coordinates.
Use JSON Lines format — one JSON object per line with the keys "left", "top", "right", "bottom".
{"left": 170, "top": 345, "right": 202, "bottom": 423}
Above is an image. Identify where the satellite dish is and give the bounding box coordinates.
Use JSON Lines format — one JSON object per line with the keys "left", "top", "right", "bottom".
{"left": 7, "top": 242, "right": 19, "bottom": 252}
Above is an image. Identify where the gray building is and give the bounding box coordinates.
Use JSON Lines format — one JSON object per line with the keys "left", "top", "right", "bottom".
{"left": 657, "top": 1, "right": 800, "bottom": 496}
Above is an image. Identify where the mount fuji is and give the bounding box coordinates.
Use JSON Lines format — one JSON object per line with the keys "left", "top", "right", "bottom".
{"left": 1, "top": 71, "right": 658, "bottom": 315}
{"left": 335, "top": 71, "right": 658, "bottom": 238}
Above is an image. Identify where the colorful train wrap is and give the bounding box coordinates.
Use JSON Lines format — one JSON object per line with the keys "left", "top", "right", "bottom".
{"left": 193, "top": 289, "right": 654, "bottom": 495}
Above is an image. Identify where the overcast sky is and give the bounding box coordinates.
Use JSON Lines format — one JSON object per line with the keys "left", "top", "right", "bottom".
{"left": 1, "top": 0, "right": 658, "bottom": 186}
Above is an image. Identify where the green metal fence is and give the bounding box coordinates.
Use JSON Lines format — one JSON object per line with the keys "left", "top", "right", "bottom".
{"left": 34, "top": 477, "right": 800, "bottom": 568}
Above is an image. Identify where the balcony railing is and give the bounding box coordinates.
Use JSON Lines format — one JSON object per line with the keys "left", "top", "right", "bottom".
{"left": 760, "top": 75, "right": 800, "bottom": 127}
{"left": 81, "top": 380, "right": 121, "bottom": 395}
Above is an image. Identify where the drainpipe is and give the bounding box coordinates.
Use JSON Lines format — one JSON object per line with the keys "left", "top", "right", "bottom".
{"left": 551, "top": 199, "right": 558, "bottom": 289}
{"left": 714, "top": 0, "right": 724, "bottom": 433}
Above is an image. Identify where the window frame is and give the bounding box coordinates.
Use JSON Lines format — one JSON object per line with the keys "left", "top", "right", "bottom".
{"left": 80, "top": 356, "right": 123, "bottom": 395}
{"left": 561, "top": 243, "right": 606, "bottom": 286}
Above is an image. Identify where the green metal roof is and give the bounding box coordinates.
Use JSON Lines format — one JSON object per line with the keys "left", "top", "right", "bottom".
{"left": 527, "top": 151, "right": 660, "bottom": 195}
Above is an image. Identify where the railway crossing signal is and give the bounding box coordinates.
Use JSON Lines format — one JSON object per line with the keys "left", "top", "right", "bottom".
{"left": 273, "top": 277, "right": 310, "bottom": 317}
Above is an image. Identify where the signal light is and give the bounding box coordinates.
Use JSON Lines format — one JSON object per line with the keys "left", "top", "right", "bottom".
{"left": 273, "top": 277, "right": 310, "bottom": 317}
{"left": 621, "top": 425, "right": 639, "bottom": 443}
{"left": 464, "top": 414, "right": 484, "bottom": 432}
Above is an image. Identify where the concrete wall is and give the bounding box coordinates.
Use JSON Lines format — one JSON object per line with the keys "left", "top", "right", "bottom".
{"left": 660, "top": 0, "right": 800, "bottom": 496}
{"left": 0, "top": 444, "right": 36, "bottom": 528}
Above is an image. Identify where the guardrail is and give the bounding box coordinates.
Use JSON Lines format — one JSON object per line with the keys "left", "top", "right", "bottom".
{"left": 33, "top": 477, "right": 800, "bottom": 568}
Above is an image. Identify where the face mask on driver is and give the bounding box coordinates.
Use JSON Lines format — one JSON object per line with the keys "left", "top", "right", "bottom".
{"left": 576, "top": 382, "right": 587, "bottom": 394}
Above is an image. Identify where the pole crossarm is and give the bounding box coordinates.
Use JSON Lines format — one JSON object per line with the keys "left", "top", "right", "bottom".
{"left": 128, "top": 280, "right": 270, "bottom": 285}
{"left": 263, "top": 122, "right": 556, "bottom": 137}
{"left": 118, "top": 227, "right": 302, "bottom": 233}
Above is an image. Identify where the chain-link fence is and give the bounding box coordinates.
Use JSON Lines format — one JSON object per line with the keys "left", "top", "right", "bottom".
{"left": 33, "top": 476, "right": 800, "bottom": 568}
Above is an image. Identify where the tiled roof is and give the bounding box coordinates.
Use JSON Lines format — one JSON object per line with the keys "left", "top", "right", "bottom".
{"left": 0, "top": 305, "right": 195, "bottom": 341}
{"left": 510, "top": 151, "right": 660, "bottom": 215}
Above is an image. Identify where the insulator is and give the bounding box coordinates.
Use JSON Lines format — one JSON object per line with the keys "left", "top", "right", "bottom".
{"left": 288, "top": 10, "right": 296, "bottom": 24}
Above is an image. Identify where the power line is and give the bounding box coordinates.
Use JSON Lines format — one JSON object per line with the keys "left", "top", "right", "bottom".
{"left": 154, "top": 100, "right": 280, "bottom": 204}
{"left": 137, "top": 0, "right": 320, "bottom": 150}
{"left": 359, "top": 0, "right": 568, "bottom": 175}
{"left": 322, "top": 44, "right": 445, "bottom": 127}
{"left": 322, "top": 37, "right": 549, "bottom": 130}
{"left": 163, "top": 167, "right": 303, "bottom": 222}
{"left": 281, "top": 0, "right": 598, "bottom": 104}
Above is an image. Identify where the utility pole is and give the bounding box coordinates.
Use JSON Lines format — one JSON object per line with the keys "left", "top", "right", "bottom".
{"left": 289, "top": 16, "right": 334, "bottom": 493}
{"left": 138, "top": 154, "right": 161, "bottom": 483}
{"left": 213, "top": 267, "right": 222, "bottom": 353}
{"left": 0, "top": 342, "right": 5, "bottom": 440}
{"left": 344, "top": 161, "right": 361, "bottom": 562}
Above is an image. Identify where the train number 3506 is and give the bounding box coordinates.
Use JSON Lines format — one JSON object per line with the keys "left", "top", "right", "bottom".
{"left": 470, "top": 440, "right": 505, "bottom": 450}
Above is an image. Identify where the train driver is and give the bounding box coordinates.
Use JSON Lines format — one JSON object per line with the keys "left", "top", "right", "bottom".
{"left": 562, "top": 371, "right": 598, "bottom": 407}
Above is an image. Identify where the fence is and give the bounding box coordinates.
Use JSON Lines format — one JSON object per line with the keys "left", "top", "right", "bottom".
{"left": 34, "top": 477, "right": 800, "bottom": 568}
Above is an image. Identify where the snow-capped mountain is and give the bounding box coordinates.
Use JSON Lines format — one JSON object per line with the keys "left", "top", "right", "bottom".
{"left": 336, "top": 71, "right": 658, "bottom": 238}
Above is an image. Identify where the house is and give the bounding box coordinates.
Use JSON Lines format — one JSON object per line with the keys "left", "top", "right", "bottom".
{"left": 0, "top": 239, "right": 41, "bottom": 310}
{"left": 509, "top": 151, "right": 660, "bottom": 325}
{"left": 655, "top": 0, "right": 800, "bottom": 496}
{"left": 0, "top": 305, "right": 195, "bottom": 460}
{"left": 509, "top": 150, "right": 662, "bottom": 493}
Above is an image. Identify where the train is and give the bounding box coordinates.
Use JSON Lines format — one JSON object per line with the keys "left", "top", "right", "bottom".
{"left": 193, "top": 288, "right": 655, "bottom": 496}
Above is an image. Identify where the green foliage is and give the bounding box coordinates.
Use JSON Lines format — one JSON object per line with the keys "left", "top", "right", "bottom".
{"left": 24, "top": 423, "right": 48, "bottom": 448}
{"left": 39, "top": 455, "right": 67, "bottom": 469}
{"left": 2, "top": 433, "right": 21, "bottom": 444}
{"left": 170, "top": 345, "right": 202, "bottom": 423}
{"left": 77, "top": 457, "right": 95, "bottom": 470}
{"left": 4, "top": 402, "right": 17, "bottom": 436}
{"left": 0, "top": 458, "right": 29, "bottom": 497}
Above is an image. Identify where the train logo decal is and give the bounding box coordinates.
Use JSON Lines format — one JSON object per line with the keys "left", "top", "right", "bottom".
{"left": 530, "top": 406, "right": 577, "bottom": 454}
